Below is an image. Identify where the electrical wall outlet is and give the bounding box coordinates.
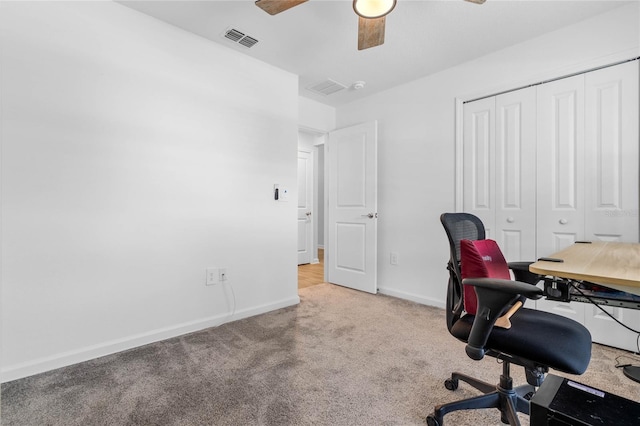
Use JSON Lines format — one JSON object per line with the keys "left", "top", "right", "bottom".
{"left": 206, "top": 268, "right": 219, "bottom": 286}
{"left": 219, "top": 268, "right": 227, "bottom": 282}
{"left": 390, "top": 252, "right": 399, "bottom": 265}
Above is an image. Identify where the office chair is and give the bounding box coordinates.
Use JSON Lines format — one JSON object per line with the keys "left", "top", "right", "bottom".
{"left": 427, "top": 213, "right": 592, "bottom": 426}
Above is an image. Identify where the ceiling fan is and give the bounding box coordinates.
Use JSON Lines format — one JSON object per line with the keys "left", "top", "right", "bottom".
{"left": 255, "top": 0, "right": 485, "bottom": 50}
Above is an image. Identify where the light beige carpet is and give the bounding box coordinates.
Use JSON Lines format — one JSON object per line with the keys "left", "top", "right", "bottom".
{"left": 2, "top": 283, "right": 639, "bottom": 425}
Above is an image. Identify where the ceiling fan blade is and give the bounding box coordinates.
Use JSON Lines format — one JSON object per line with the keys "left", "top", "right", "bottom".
{"left": 464, "top": 0, "right": 486, "bottom": 4}
{"left": 358, "top": 16, "right": 385, "bottom": 50}
{"left": 255, "top": 0, "right": 308, "bottom": 15}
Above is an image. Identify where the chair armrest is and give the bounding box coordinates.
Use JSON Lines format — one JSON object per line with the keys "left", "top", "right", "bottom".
{"left": 462, "top": 278, "right": 544, "bottom": 360}
{"left": 463, "top": 278, "right": 543, "bottom": 299}
{"left": 508, "top": 261, "right": 543, "bottom": 285}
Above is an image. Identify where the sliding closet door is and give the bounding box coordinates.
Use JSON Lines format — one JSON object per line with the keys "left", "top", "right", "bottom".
{"left": 582, "top": 61, "right": 640, "bottom": 352}
{"left": 584, "top": 60, "right": 639, "bottom": 243}
{"left": 462, "top": 61, "right": 639, "bottom": 350}
{"left": 494, "top": 87, "right": 537, "bottom": 262}
{"left": 536, "top": 75, "right": 585, "bottom": 258}
{"left": 535, "top": 75, "right": 585, "bottom": 323}
{"left": 463, "top": 97, "right": 496, "bottom": 238}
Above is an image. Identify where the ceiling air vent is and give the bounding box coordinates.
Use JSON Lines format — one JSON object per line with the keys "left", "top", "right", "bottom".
{"left": 238, "top": 36, "right": 259, "bottom": 48}
{"left": 307, "top": 79, "right": 347, "bottom": 96}
{"left": 223, "top": 28, "right": 259, "bottom": 48}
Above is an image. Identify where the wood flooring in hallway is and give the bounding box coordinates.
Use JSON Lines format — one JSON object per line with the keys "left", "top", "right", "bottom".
{"left": 298, "top": 249, "right": 324, "bottom": 289}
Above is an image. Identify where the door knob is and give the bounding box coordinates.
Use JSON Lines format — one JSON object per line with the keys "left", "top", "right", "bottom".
{"left": 361, "top": 213, "right": 376, "bottom": 219}
{"left": 506, "top": 217, "right": 515, "bottom": 223}
{"left": 559, "top": 218, "right": 568, "bottom": 225}
{"left": 306, "top": 212, "right": 312, "bottom": 216}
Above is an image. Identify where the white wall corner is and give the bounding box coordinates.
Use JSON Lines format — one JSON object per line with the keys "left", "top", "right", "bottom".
{"left": 377, "top": 287, "right": 445, "bottom": 310}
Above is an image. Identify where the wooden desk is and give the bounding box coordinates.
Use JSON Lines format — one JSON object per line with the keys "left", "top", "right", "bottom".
{"left": 529, "top": 242, "right": 640, "bottom": 296}
{"left": 531, "top": 241, "right": 640, "bottom": 384}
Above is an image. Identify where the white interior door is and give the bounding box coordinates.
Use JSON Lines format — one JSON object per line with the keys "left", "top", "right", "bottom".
{"left": 584, "top": 305, "right": 640, "bottom": 352}
{"left": 463, "top": 97, "right": 496, "bottom": 238}
{"left": 584, "top": 60, "right": 639, "bottom": 243}
{"left": 298, "top": 151, "right": 313, "bottom": 265}
{"left": 530, "top": 74, "right": 588, "bottom": 322}
{"left": 536, "top": 299, "right": 586, "bottom": 324}
{"left": 536, "top": 74, "right": 585, "bottom": 257}
{"left": 583, "top": 61, "right": 639, "bottom": 351}
{"left": 326, "top": 121, "right": 378, "bottom": 294}
{"left": 495, "top": 87, "right": 537, "bottom": 262}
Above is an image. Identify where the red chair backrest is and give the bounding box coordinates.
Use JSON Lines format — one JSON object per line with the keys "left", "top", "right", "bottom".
{"left": 460, "top": 239, "right": 511, "bottom": 315}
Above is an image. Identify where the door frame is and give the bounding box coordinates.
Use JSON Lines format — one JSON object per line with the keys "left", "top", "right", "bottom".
{"left": 298, "top": 128, "right": 328, "bottom": 267}
{"left": 298, "top": 122, "right": 378, "bottom": 293}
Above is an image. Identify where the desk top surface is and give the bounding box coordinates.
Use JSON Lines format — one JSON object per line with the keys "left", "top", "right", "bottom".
{"left": 529, "top": 242, "right": 640, "bottom": 292}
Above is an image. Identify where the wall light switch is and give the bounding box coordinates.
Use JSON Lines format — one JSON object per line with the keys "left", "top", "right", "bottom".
{"left": 274, "top": 184, "right": 289, "bottom": 202}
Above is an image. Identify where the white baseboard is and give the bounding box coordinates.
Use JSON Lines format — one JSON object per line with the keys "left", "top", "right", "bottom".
{"left": 1, "top": 295, "right": 300, "bottom": 383}
{"left": 377, "top": 286, "right": 445, "bottom": 309}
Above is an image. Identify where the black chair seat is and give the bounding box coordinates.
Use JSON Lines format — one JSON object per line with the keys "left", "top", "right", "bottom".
{"left": 451, "top": 307, "right": 591, "bottom": 375}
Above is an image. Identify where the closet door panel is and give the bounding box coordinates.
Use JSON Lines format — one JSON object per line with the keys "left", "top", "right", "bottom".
{"left": 495, "top": 87, "right": 537, "bottom": 262}
{"left": 536, "top": 75, "right": 585, "bottom": 257}
{"left": 583, "top": 61, "right": 639, "bottom": 353}
{"left": 584, "top": 305, "right": 640, "bottom": 352}
{"left": 534, "top": 299, "right": 585, "bottom": 324}
{"left": 463, "top": 97, "right": 496, "bottom": 238}
{"left": 585, "top": 61, "right": 639, "bottom": 243}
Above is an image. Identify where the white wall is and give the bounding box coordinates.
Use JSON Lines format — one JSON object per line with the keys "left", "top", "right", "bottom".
{"left": 299, "top": 96, "right": 336, "bottom": 133}
{"left": 1, "top": 2, "right": 299, "bottom": 381}
{"left": 336, "top": 4, "right": 640, "bottom": 308}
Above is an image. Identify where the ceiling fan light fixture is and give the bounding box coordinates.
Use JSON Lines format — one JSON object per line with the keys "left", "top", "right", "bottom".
{"left": 353, "top": 0, "right": 397, "bottom": 19}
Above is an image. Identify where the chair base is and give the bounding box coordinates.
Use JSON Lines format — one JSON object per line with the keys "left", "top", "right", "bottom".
{"left": 427, "top": 367, "right": 535, "bottom": 426}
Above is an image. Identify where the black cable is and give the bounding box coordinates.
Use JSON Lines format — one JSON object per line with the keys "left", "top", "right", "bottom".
{"left": 568, "top": 282, "right": 640, "bottom": 381}
{"left": 615, "top": 353, "right": 640, "bottom": 369}
{"left": 570, "top": 282, "right": 640, "bottom": 353}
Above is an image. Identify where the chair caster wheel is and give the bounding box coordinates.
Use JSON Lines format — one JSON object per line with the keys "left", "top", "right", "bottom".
{"left": 426, "top": 414, "right": 440, "bottom": 426}
{"left": 444, "top": 378, "right": 458, "bottom": 391}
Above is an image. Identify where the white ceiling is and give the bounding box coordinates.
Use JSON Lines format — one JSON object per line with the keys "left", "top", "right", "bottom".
{"left": 119, "top": 0, "right": 632, "bottom": 107}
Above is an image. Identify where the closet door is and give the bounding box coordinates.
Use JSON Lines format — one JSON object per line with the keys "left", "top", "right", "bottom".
{"left": 495, "top": 87, "right": 537, "bottom": 262}
{"left": 584, "top": 60, "right": 639, "bottom": 243}
{"left": 584, "top": 305, "right": 640, "bottom": 352}
{"left": 583, "top": 61, "right": 639, "bottom": 352}
{"left": 463, "top": 97, "right": 496, "bottom": 238}
{"left": 535, "top": 75, "right": 586, "bottom": 321}
{"left": 536, "top": 75, "right": 585, "bottom": 258}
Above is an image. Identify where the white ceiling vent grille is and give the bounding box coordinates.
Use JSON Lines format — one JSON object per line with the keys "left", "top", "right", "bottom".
{"left": 238, "top": 35, "right": 259, "bottom": 48}
{"left": 223, "top": 28, "right": 259, "bottom": 48}
{"left": 307, "top": 79, "right": 347, "bottom": 96}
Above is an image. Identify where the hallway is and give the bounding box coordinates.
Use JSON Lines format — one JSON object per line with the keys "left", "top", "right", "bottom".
{"left": 298, "top": 249, "right": 324, "bottom": 289}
